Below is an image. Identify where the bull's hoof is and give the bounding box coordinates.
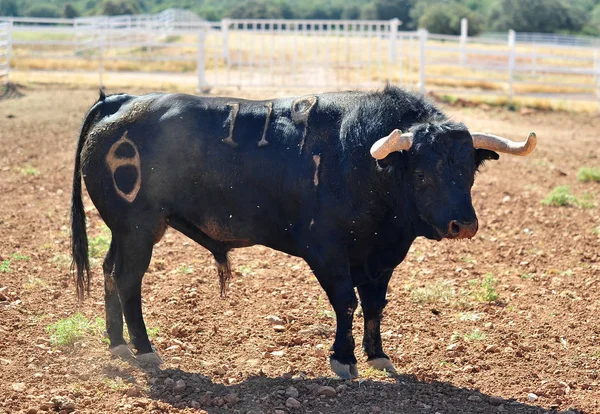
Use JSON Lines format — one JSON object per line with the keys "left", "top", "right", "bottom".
{"left": 136, "top": 352, "right": 163, "bottom": 366}
{"left": 110, "top": 344, "right": 135, "bottom": 359}
{"left": 367, "top": 357, "right": 397, "bottom": 374}
{"left": 330, "top": 358, "right": 358, "bottom": 380}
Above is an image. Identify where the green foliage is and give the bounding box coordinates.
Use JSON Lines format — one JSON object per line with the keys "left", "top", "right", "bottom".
{"left": 418, "top": 2, "right": 485, "bottom": 35}
{"left": 1, "top": 252, "right": 30, "bottom": 273}
{"left": 0, "top": 259, "right": 9, "bottom": 273}
{"left": 488, "top": 0, "right": 586, "bottom": 33}
{"left": 464, "top": 328, "right": 486, "bottom": 341}
{"left": 25, "top": 4, "right": 61, "bottom": 17}
{"left": 0, "top": 0, "right": 19, "bottom": 16}
{"left": 46, "top": 313, "right": 104, "bottom": 346}
{"left": 19, "top": 165, "right": 40, "bottom": 176}
{"left": 469, "top": 273, "right": 499, "bottom": 302}
{"left": 64, "top": 3, "right": 79, "bottom": 18}
{"left": 542, "top": 185, "right": 593, "bottom": 208}
{"left": 89, "top": 226, "right": 111, "bottom": 259}
{"left": 577, "top": 167, "right": 600, "bottom": 183}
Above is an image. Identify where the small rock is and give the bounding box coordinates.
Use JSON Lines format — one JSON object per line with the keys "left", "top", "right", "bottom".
{"left": 275, "top": 410, "right": 286, "bottom": 414}
{"left": 266, "top": 315, "right": 283, "bottom": 324}
{"left": 224, "top": 392, "right": 239, "bottom": 405}
{"left": 371, "top": 407, "right": 382, "bottom": 414}
{"left": 51, "top": 396, "right": 75, "bottom": 412}
{"left": 484, "top": 322, "right": 494, "bottom": 329}
{"left": 286, "top": 397, "right": 301, "bottom": 409}
{"left": 164, "top": 377, "right": 175, "bottom": 387}
{"left": 488, "top": 396, "right": 503, "bottom": 406}
{"left": 336, "top": 384, "right": 347, "bottom": 394}
{"left": 26, "top": 408, "right": 38, "bottom": 414}
{"left": 190, "top": 400, "right": 200, "bottom": 409}
{"left": 527, "top": 393, "right": 538, "bottom": 401}
{"left": 224, "top": 310, "right": 234, "bottom": 316}
{"left": 11, "top": 382, "right": 26, "bottom": 392}
{"left": 485, "top": 344, "right": 498, "bottom": 353}
{"left": 216, "top": 365, "right": 227, "bottom": 375}
{"left": 446, "top": 343, "right": 464, "bottom": 353}
{"left": 271, "top": 350, "right": 285, "bottom": 357}
{"left": 126, "top": 387, "right": 141, "bottom": 397}
{"left": 173, "top": 379, "right": 186, "bottom": 394}
{"left": 316, "top": 385, "right": 336, "bottom": 398}
{"left": 165, "top": 345, "right": 181, "bottom": 352}
{"left": 286, "top": 386, "right": 299, "bottom": 398}
{"left": 273, "top": 325, "right": 286, "bottom": 332}
{"left": 468, "top": 395, "right": 482, "bottom": 402}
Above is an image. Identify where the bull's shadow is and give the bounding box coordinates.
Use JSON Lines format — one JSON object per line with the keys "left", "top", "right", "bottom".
{"left": 106, "top": 363, "right": 580, "bottom": 414}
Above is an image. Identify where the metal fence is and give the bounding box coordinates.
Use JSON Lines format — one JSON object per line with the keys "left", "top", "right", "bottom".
{"left": 0, "top": 19, "right": 11, "bottom": 87}
{"left": 3, "top": 10, "right": 600, "bottom": 106}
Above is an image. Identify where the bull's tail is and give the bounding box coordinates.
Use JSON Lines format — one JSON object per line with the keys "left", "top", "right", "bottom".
{"left": 71, "top": 90, "right": 106, "bottom": 300}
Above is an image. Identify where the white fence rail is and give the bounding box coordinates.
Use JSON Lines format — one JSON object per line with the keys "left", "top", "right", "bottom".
{"left": 3, "top": 10, "right": 600, "bottom": 106}
{"left": 0, "top": 19, "right": 11, "bottom": 87}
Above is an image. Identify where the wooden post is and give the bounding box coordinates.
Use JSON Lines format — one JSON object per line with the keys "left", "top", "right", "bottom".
{"left": 6, "top": 18, "right": 13, "bottom": 85}
{"left": 221, "top": 18, "right": 230, "bottom": 64}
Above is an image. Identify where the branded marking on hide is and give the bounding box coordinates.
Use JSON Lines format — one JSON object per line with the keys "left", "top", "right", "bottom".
{"left": 291, "top": 95, "right": 317, "bottom": 154}
{"left": 105, "top": 132, "right": 141, "bottom": 203}
{"left": 258, "top": 102, "right": 273, "bottom": 147}
{"left": 312, "top": 154, "right": 321, "bottom": 187}
{"left": 222, "top": 102, "right": 240, "bottom": 148}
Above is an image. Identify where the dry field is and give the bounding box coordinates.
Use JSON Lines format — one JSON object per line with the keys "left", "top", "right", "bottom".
{"left": 0, "top": 84, "right": 599, "bottom": 414}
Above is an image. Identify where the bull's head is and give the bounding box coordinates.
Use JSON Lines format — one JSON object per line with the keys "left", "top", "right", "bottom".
{"left": 370, "top": 123, "right": 536, "bottom": 240}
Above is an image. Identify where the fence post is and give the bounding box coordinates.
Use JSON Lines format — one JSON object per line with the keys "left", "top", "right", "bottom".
{"left": 595, "top": 50, "right": 600, "bottom": 111}
{"left": 98, "top": 20, "right": 105, "bottom": 89}
{"left": 221, "top": 18, "right": 230, "bottom": 64}
{"left": 460, "top": 17, "right": 467, "bottom": 65}
{"left": 6, "top": 18, "right": 13, "bottom": 85}
{"left": 508, "top": 29, "right": 516, "bottom": 103}
{"left": 197, "top": 26, "right": 208, "bottom": 92}
{"left": 389, "top": 18, "right": 399, "bottom": 64}
{"left": 418, "top": 28, "right": 427, "bottom": 94}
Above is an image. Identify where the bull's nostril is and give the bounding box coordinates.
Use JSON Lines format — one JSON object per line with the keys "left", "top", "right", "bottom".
{"left": 450, "top": 221, "right": 461, "bottom": 235}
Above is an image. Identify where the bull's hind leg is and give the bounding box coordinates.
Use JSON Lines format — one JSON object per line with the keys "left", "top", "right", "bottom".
{"left": 356, "top": 271, "right": 397, "bottom": 374}
{"left": 103, "top": 240, "right": 133, "bottom": 359}
{"left": 111, "top": 228, "right": 162, "bottom": 366}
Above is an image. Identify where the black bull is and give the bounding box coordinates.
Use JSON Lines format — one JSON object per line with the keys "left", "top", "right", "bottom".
{"left": 71, "top": 86, "right": 535, "bottom": 378}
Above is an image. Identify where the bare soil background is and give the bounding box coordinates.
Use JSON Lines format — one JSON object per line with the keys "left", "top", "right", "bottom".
{"left": 0, "top": 86, "right": 599, "bottom": 414}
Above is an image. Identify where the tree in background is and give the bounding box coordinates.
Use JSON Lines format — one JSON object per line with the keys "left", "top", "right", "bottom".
{"left": 0, "top": 0, "right": 19, "bottom": 16}
{"left": 418, "top": 2, "right": 484, "bottom": 35}
{"left": 488, "top": 0, "right": 586, "bottom": 33}
{"left": 64, "top": 3, "right": 80, "bottom": 18}
{"left": 25, "top": 5, "right": 61, "bottom": 18}
{"left": 102, "top": 0, "right": 144, "bottom": 16}
{"left": 226, "top": 0, "right": 293, "bottom": 19}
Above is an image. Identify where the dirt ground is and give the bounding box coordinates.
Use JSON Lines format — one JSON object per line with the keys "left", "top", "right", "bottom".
{"left": 0, "top": 85, "right": 599, "bottom": 414}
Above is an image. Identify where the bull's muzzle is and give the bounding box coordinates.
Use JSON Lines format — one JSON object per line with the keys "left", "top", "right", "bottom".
{"left": 446, "top": 219, "right": 478, "bottom": 239}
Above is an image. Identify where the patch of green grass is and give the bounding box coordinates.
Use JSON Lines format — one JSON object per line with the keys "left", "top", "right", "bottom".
{"left": 237, "top": 265, "right": 253, "bottom": 275}
{"left": 450, "top": 332, "right": 461, "bottom": 342}
{"left": 469, "top": 273, "right": 499, "bottom": 302}
{"left": 147, "top": 326, "right": 161, "bottom": 338}
{"left": 1, "top": 252, "right": 30, "bottom": 273}
{"left": 593, "top": 226, "right": 600, "bottom": 236}
{"left": 177, "top": 264, "right": 194, "bottom": 274}
{"left": 89, "top": 226, "right": 111, "bottom": 259}
{"left": 50, "top": 253, "right": 71, "bottom": 269}
{"left": 0, "top": 259, "right": 10, "bottom": 273}
{"left": 46, "top": 314, "right": 105, "bottom": 347}
{"left": 577, "top": 167, "right": 600, "bottom": 183}
{"left": 460, "top": 256, "right": 475, "bottom": 264}
{"left": 464, "top": 329, "right": 486, "bottom": 341}
{"left": 101, "top": 377, "right": 129, "bottom": 392}
{"left": 542, "top": 185, "right": 594, "bottom": 208}
{"left": 521, "top": 273, "right": 534, "bottom": 280}
{"left": 19, "top": 165, "right": 40, "bottom": 176}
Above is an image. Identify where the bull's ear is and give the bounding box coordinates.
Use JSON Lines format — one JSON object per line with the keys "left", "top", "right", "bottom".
{"left": 475, "top": 149, "right": 499, "bottom": 171}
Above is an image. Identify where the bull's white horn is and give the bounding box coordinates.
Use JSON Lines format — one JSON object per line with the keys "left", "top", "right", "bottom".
{"left": 471, "top": 131, "right": 537, "bottom": 156}
{"left": 370, "top": 129, "right": 414, "bottom": 160}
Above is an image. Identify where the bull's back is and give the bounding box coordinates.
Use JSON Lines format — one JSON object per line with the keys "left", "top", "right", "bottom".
{"left": 81, "top": 92, "right": 352, "bottom": 247}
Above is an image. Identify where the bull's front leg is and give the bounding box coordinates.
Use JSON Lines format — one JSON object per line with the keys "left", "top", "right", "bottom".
{"left": 356, "top": 270, "right": 397, "bottom": 374}
{"left": 305, "top": 247, "right": 358, "bottom": 379}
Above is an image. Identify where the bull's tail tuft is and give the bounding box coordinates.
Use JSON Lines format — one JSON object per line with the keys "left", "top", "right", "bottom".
{"left": 215, "top": 253, "right": 232, "bottom": 298}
